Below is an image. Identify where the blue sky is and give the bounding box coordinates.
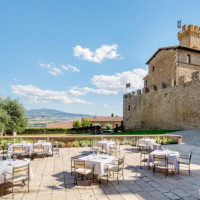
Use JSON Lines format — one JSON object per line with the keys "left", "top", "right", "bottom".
{"left": 1, "top": 0, "right": 200, "bottom": 116}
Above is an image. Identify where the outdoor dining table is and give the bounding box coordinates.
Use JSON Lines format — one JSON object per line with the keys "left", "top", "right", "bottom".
{"left": 97, "top": 140, "right": 116, "bottom": 153}
{"left": 78, "top": 154, "right": 115, "bottom": 179}
{"left": 136, "top": 138, "right": 156, "bottom": 149}
{"left": 147, "top": 150, "right": 180, "bottom": 172}
{"left": 0, "top": 159, "right": 34, "bottom": 184}
{"left": 7, "top": 142, "right": 53, "bottom": 158}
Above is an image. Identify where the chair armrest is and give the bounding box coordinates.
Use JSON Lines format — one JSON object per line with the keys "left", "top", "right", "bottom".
{"left": 179, "top": 155, "right": 189, "bottom": 159}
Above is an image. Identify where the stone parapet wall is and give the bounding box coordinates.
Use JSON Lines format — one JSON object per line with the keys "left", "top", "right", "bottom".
{"left": 0, "top": 134, "right": 182, "bottom": 144}
{"left": 123, "top": 71, "right": 200, "bottom": 130}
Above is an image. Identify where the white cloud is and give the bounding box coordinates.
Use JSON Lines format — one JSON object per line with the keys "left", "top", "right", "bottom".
{"left": 103, "top": 104, "right": 109, "bottom": 108}
{"left": 61, "top": 65, "right": 80, "bottom": 72}
{"left": 14, "top": 78, "right": 18, "bottom": 81}
{"left": 39, "top": 62, "right": 80, "bottom": 76}
{"left": 91, "top": 68, "right": 148, "bottom": 94}
{"left": 11, "top": 84, "right": 92, "bottom": 105}
{"left": 73, "top": 44, "right": 120, "bottom": 63}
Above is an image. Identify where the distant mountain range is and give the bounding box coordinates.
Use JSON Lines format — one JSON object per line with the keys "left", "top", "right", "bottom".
{"left": 26, "top": 108, "right": 92, "bottom": 119}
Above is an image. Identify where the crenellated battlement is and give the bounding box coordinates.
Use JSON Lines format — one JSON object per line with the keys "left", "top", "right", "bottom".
{"left": 178, "top": 24, "right": 200, "bottom": 39}
{"left": 124, "top": 71, "right": 200, "bottom": 99}
{"left": 178, "top": 24, "right": 200, "bottom": 49}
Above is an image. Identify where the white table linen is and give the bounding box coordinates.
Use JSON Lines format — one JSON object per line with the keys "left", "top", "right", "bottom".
{"left": 97, "top": 141, "right": 116, "bottom": 152}
{"left": 78, "top": 154, "right": 115, "bottom": 178}
{"left": 7, "top": 142, "right": 53, "bottom": 157}
{"left": 0, "top": 159, "right": 34, "bottom": 184}
{"left": 34, "top": 142, "right": 52, "bottom": 155}
{"left": 136, "top": 139, "right": 156, "bottom": 149}
{"left": 147, "top": 150, "right": 180, "bottom": 171}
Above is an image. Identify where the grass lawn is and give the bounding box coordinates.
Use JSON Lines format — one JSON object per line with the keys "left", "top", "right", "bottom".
{"left": 109, "top": 129, "right": 178, "bottom": 135}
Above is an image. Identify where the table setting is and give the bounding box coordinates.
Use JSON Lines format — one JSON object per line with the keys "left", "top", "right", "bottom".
{"left": 78, "top": 154, "right": 116, "bottom": 178}
{"left": 147, "top": 149, "right": 180, "bottom": 171}
{"left": 0, "top": 159, "right": 34, "bottom": 184}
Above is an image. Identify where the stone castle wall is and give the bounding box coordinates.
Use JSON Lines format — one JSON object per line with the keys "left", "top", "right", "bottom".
{"left": 123, "top": 71, "right": 200, "bottom": 130}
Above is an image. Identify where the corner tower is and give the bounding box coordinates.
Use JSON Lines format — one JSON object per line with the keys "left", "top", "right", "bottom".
{"left": 178, "top": 24, "right": 200, "bottom": 50}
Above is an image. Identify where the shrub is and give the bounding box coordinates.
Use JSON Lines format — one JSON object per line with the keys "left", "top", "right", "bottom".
{"left": 81, "top": 120, "right": 91, "bottom": 128}
{"left": 120, "top": 139, "right": 129, "bottom": 145}
{"left": 66, "top": 142, "right": 73, "bottom": 147}
{"left": 72, "top": 140, "right": 80, "bottom": 147}
{"left": 161, "top": 137, "right": 168, "bottom": 145}
{"left": 58, "top": 141, "right": 65, "bottom": 148}
{"left": 129, "top": 140, "right": 136, "bottom": 146}
{"left": 155, "top": 136, "right": 162, "bottom": 144}
{"left": 105, "top": 124, "right": 112, "bottom": 130}
{"left": 79, "top": 140, "right": 90, "bottom": 147}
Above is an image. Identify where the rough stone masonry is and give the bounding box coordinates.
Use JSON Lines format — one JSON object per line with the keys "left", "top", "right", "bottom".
{"left": 123, "top": 24, "right": 200, "bottom": 130}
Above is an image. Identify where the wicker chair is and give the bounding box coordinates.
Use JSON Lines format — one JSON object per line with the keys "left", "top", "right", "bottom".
{"left": 109, "top": 141, "right": 120, "bottom": 155}
{"left": 5, "top": 163, "right": 30, "bottom": 198}
{"left": 91, "top": 142, "right": 102, "bottom": 154}
{"left": 13, "top": 145, "right": 28, "bottom": 159}
{"left": 106, "top": 156, "right": 125, "bottom": 185}
{"left": 140, "top": 148, "right": 151, "bottom": 169}
{"left": 52, "top": 142, "right": 59, "bottom": 156}
{"left": 73, "top": 160, "right": 95, "bottom": 185}
{"left": 32, "top": 144, "right": 44, "bottom": 159}
{"left": 138, "top": 140, "right": 146, "bottom": 151}
{"left": 153, "top": 154, "right": 168, "bottom": 178}
{"left": 178, "top": 152, "right": 192, "bottom": 176}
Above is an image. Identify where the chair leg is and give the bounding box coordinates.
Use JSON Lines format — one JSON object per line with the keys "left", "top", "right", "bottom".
{"left": 189, "top": 165, "right": 190, "bottom": 176}
{"left": 117, "top": 172, "right": 119, "bottom": 185}
{"left": 12, "top": 184, "right": 14, "bottom": 199}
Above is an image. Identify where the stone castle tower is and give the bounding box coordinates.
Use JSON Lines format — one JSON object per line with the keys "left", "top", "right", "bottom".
{"left": 123, "top": 24, "right": 200, "bottom": 130}
{"left": 178, "top": 24, "right": 200, "bottom": 50}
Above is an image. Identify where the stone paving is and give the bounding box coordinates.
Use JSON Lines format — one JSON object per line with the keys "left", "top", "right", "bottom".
{"left": 1, "top": 144, "right": 200, "bottom": 200}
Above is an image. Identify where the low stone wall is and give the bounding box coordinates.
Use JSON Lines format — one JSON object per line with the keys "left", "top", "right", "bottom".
{"left": 0, "top": 134, "right": 182, "bottom": 144}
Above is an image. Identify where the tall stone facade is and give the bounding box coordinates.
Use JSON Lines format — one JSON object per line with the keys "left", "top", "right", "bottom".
{"left": 123, "top": 25, "right": 200, "bottom": 130}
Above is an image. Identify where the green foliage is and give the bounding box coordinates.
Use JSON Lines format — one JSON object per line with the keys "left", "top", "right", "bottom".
{"left": 79, "top": 140, "right": 90, "bottom": 147}
{"left": 120, "top": 139, "right": 129, "bottom": 145}
{"left": 58, "top": 141, "right": 65, "bottom": 147}
{"left": 105, "top": 123, "right": 112, "bottom": 130}
{"left": 155, "top": 136, "right": 162, "bottom": 144}
{"left": 129, "top": 140, "right": 136, "bottom": 146}
{"left": 109, "top": 130, "right": 178, "bottom": 135}
{"left": 111, "top": 113, "right": 114, "bottom": 117}
{"left": 72, "top": 140, "right": 80, "bottom": 147}
{"left": 161, "top": 137, "right": 168, "bottom": 145}
{"left": 73, "top": 120, "right": 81, "bottom": 128}
{"left": 81, "top": 119, "right": 91, "bottom": 128}
{"left": 0, "top": 107, "right": 9, "bottom": 132}
{"left": 0, "top": 97, "right": 27, "bottom": 133}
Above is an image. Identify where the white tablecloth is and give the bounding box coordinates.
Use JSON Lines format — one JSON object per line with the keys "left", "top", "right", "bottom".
{"left": 97, "top": 141, "right": 116, "bottom": 152}
{"left": 136, "top": 139, "right": 156, "bottom": 149}
{"left": 0, "top": 159, "right": 34, "bottom": 184}
{"left": 147, "top": 150, "right": 180, "bottom": 171}
{"left": 7, "top": 142, "right": 53, "bottom": 157}
{"left": 78, "top": 154, "right": 115, "bottom": 178}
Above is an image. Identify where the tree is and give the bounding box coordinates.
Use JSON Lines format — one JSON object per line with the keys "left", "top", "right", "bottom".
{"left": 73, "top": 120, "right": 81, "bottom": 128}
{"left": 105, "top": 123, "right": 112, "bottom": 130}
{"left": 81, "top": 119, "right": 91, "bottom": 128}
{"left": 111, "top": 113, "right": 114, "bottom": 117}
{"left": 0, "top": 107, "right": 10, "bottom": 135}
{"left": 1, "top": 98, "right": 27, "bottom": 133}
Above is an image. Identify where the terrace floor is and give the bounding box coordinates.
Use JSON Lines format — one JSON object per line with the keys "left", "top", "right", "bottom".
{"left": 1, "top": 144, "right": 200, "bottom": 200}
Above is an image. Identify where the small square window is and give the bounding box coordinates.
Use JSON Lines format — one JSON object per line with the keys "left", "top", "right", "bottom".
{"left": 152, "top": 66, "right": 155, "bottom": 71}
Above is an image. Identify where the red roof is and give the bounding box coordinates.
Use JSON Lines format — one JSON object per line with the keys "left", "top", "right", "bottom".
{"left": 46, "top": 123, "right": 73, "bottom": 129}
